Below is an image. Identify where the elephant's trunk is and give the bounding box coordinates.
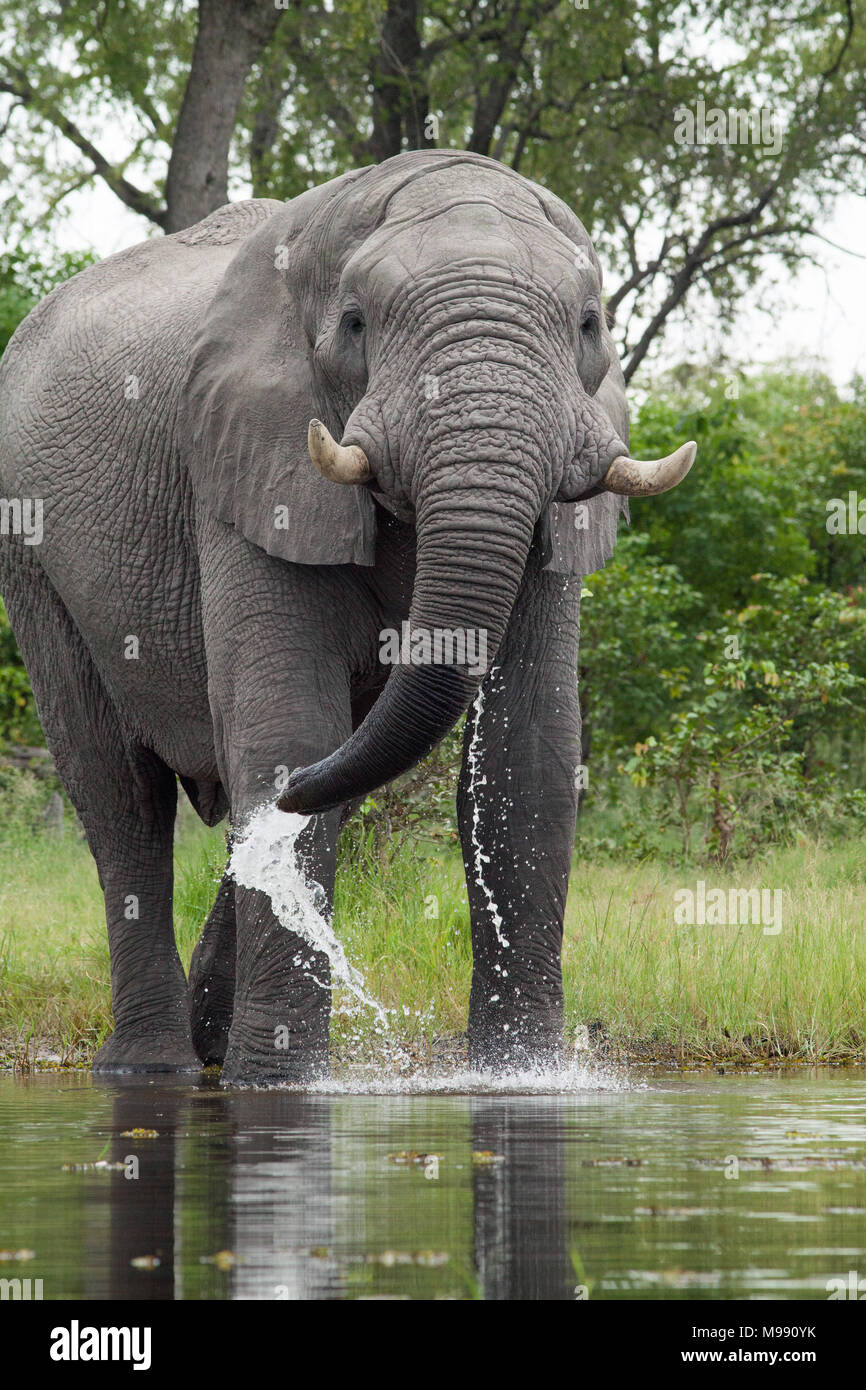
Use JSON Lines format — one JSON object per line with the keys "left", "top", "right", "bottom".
{"left": 277, "top": 313, "right": 694, "bottom": 815}
{"left": 277, "top": 490, "right": 534, "bottom": 814}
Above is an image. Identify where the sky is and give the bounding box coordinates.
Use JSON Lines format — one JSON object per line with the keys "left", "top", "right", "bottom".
{"left": 670, "top": 192, "right": 866, "bottom": 389}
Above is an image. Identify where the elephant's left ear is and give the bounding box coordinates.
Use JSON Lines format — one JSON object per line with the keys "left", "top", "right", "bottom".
{"left": 540, "top": 493, "right": 626, "bottom": 576}
{"left": 180, "top": 182, "right": 377, "bottom": 566}
{"left": 540, "top": 353, "right": 629, "bottom": 575}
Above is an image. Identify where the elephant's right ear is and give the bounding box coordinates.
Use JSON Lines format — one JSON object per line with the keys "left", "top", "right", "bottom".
{"left": 180, "top": 181, "right": 377, "bottom": 566}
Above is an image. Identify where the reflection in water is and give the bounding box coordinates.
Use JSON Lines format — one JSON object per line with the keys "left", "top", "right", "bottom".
{"left": 85, "top": 1085, "right": 340, "bottom": 1300}
{"left": 2, "top": 1071, "right": 866, "bottom": 1300}
{"left": 226, "top": 1093, "right": 337, "bottom": 1300}
{"left": 471, "top": 1101, "right": 571, "bottom": 1300}
{"left": 93, "top": 1082, "right": 181, "bottom": 1301}
{"left": 79, "top": 1086, "right": 577, "bottom": 1299}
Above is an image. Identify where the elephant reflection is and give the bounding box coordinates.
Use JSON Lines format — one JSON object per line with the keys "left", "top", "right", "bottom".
{"left": 86, "top": 1085, "right": 572, "bottom": 1299}
{"left": 471, "top": 1099, "right": 573, "bottom": 1300}
{"left": 86, "top": 1082, "right": 336, "bottom": 1300}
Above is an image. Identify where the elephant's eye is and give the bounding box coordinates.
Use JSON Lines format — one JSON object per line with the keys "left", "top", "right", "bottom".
{"left": 580, "top": 309, "right": 600, "bottom": 337}
{"left": 341, "top": 311, "right": 365, "bottom": 340}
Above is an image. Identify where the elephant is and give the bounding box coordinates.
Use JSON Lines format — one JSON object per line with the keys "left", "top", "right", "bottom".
{"left": 0, "top": 149, "right": 694, "bottom": 1085}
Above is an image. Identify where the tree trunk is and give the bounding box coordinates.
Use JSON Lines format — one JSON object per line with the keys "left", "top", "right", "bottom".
{"left": 369, "top": 0, "right": 435, "bottom": 161}
{"left": 164, "top": 0, "right": 285, "bottom": 233}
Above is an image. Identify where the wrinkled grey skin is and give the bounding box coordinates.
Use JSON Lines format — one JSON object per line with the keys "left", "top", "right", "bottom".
{"left": 0, "top": 151, "right": 632, "bottom": 1085}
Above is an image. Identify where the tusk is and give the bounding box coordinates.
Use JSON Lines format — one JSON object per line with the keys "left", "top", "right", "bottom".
{"left": 308, "top": 419, "right": 371, "bottom": 484}
{"left": 601, "top": 440, "right": 696, "bottom": 497}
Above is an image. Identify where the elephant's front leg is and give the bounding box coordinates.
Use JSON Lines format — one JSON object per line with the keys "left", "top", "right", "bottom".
{"left": 215, "top": 686, "right": 349, "bottom": 1087}
{"left": 457, "top": 562, "right": 582, "bottom": 1071}
{"left": 225, "top": 811, "right": 341, "bottom": 1086}
{"left": 198, "top": 513, "right": 361, "bottom": 1087}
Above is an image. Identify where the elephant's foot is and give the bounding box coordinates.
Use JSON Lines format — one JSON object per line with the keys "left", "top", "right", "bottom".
{"left": 468, "top": 962, "right": 565, "bottom": 1074}
{"left": 468, "top": 1008, "right": 564, "bottom": 1075}
{"left": 219, "top": 1006, "right": 330, "bottom": 1088}
{"left": 92, "top": 1026, "right": 202, "bottom": 1075}
{"left": 188, "top": 870, "right": 236, "bottom": 1065}
{"left": 188, "top": 958, "right": 235, "bottom": 1065}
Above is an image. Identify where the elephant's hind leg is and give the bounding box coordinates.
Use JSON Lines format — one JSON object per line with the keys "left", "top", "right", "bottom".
{"left": 188, "top": 865, "right": 236, "bottom": 1064}
{"left": 1, "top": 546, "right": 199, "bottom": 1072}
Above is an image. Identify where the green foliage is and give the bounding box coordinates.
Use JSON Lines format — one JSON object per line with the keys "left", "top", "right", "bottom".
{"left": 629, "top": 391, "right": 815, "bottom": 619}
{"left": 0, "top": 248, "right": 95, "bottom": 354}
{"left": 579, "top": 533, "right": 703, "bottom": 763}
{"left": 614, "top": 572, "right": 866, "bottom": 860}
{"left": 0, "top": 599, "right": 40, "bottom": 746}
{"left": 630, "top": 366, "right": 866, "bottom": 597}
{"left": 578, "top": 369, "right": 866, "bottom": 860}
{"left": 769, "top": 373, "right": 866, "bottom": 592}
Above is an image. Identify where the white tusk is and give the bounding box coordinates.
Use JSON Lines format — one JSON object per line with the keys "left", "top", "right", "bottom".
{"left": 601, "top": 440, "right": 696, "bottom": 497}
{"left": 308, "top": 419, "right": 371, "bottom": 484}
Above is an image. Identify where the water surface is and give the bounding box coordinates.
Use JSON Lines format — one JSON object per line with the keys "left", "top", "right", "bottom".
{"left": 1, "top": 1068, "right": 864, "bottom": 1300}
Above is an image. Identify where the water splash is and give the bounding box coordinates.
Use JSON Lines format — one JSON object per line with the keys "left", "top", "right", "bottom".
{"left": 308, "top": 1058, "right": 640, "bottom": 1096}
{"left": 229, "top": 805, "right": 389, "bottom": 1027}
{"left": 227, "top": 806, "right": 634, "bottom": 1098}
{"left": 466, "top": 678, "right": 509, "bottom": 951}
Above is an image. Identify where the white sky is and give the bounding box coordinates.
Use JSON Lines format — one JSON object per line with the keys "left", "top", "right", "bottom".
{"left": 650, "top": 193, "right": 866, "bottom": 388}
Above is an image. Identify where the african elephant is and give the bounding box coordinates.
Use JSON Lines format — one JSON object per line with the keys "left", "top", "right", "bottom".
{"left": 0, "top": 150, "right": 694, "bottom": 1085}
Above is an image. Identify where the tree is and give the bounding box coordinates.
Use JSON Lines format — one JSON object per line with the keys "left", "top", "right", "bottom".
{"left": 0, "top": 2, "right": 863, "bottom": 377}
{"left": 0, "top": 0, "right": 285, "bottom": 234}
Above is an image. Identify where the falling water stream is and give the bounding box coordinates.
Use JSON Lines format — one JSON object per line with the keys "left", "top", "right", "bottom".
{"left": 229, "top": 805, "right": 390, "bottom": 1027}
{"left": 465, "top": 681, "right": 509, "bottom": 951}
{"left": 224, "top": 678, "right": 613, "bottom": 1092}
{"left": 227, "top": 778, "right": 603, "bottom": 1092}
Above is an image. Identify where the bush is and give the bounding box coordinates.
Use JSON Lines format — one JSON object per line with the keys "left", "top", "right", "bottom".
{"left": 0, "top": 600, "right": 40, "bottom": 747}
{"left": 620, "top": 578, "right": 866, "bottom": 860}
{"left": 0, "top": 767, "right": 55, "bottom": 840}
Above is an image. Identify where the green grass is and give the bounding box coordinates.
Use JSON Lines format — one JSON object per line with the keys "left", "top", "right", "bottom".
{"left": 562, "top": 838, "right": 866, "bottom": 1062}
{"left": 0, "top": 811, "right": 227, "bottom": 1066}
{"left": 1, "top": 812, "right": 865, "bottom": 1067}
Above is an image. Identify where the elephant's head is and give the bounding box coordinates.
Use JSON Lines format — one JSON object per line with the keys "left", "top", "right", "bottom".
{"left": 183, "top": 151, "right": 694, "bottom": 814}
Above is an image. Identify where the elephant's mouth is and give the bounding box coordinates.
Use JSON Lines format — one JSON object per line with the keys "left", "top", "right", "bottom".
{"left": 277, "top": 400, "right": 695, "bottom": 818}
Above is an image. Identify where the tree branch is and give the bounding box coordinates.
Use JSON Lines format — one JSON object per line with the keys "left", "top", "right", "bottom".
{"left": 0, "top": 65, "right": 167, "bottom": 227}
{"left": 620, "top": 188, "right": 793, "bottom": 382}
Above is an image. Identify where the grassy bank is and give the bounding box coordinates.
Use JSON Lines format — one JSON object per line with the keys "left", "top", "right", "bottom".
{"left": 1, "top": 813, "right": 865, "bottom": 1068}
